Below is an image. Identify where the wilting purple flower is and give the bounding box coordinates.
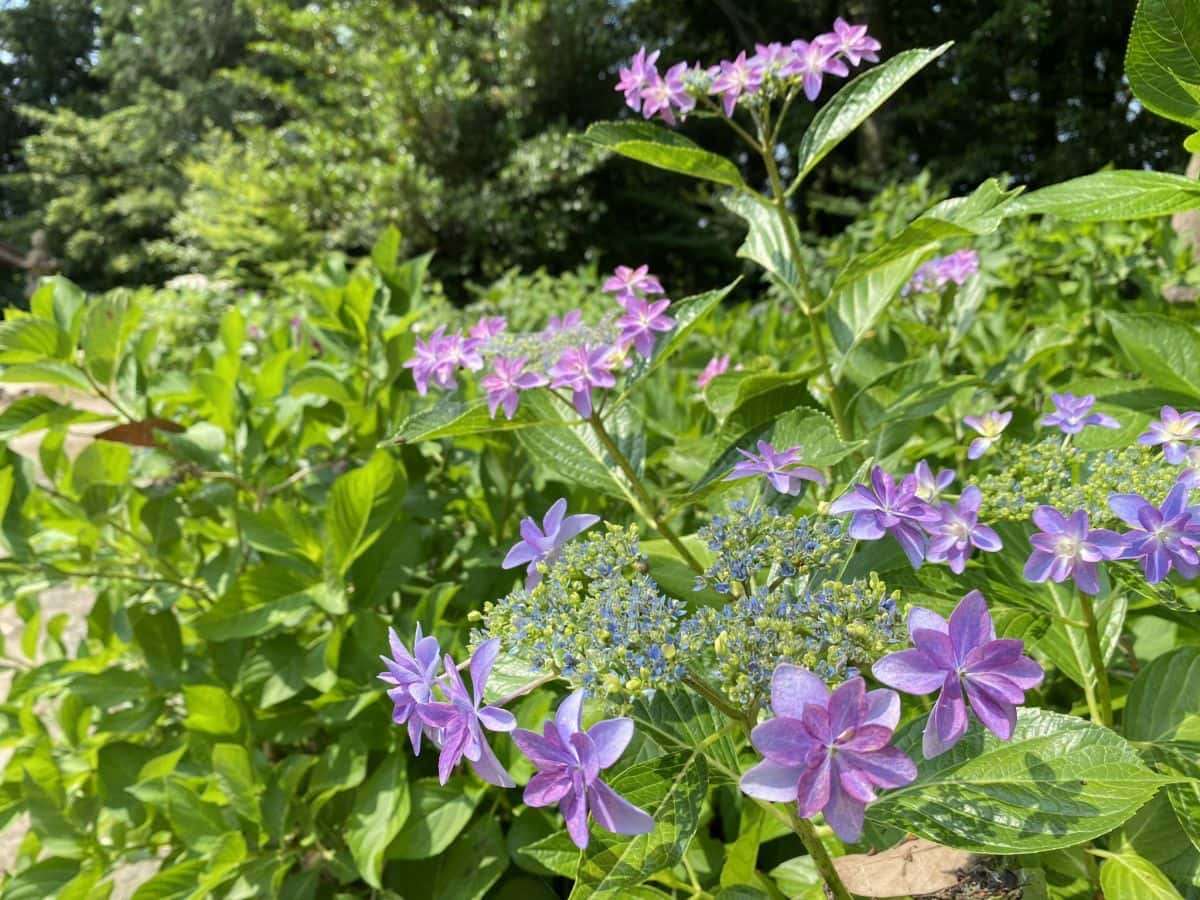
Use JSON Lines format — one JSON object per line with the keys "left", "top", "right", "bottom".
{"left": 512, "top": 690, "right": 653, "bottom": 849}
{"left": 1110, "top": 482, "right": 1200, "bottom": 583}
{"left": 751, "top": 41, "right": 795, "bottom": 75}
{"left": 829, "top": 467, "right": 938, "bottom": 567}
{"left": 873, "top": 592, "right": 1044, "bottom": 758}
{"left": 481, "top": 357, "right": 547, "bottom": 420}
{"left": 964, "top": 410, "right": 1012, "bottom": 460}
{"left": 1038, "top": 393, "right": 1119, "bottom": 435}
{"left": 469, "top": 316, "right": 507, "bottom": 343}
{"left": 782, "top": 37, "right": 848, "bottom": 101}
{"left": 710, "top": 51, "right": 763, "bottom": 116}
{"left": 379, "top": 625, "right": 454, "bottom": 754}
{"left": 436, "top": 639, "right": 517, "bottom": 787}
{"left": 618, "top": 296, "right": 675, "bottom": 358}
{"left": 828, "top": 17, "right": 881, "bottom": 66}
{"left": 697, "top": 354, "right": 731, "bottom": 389}
{"left": 502, "top": 498, "right": 600, "bottom": 588}
{"left": 549, "top": 344, "right": 618, "bottom": 417}
{"left": 641, "top": 62, "right": 695, "bottom": 125}
{"left": 908, "top": 460, "right": 955, "bottom": 503}
{"left": 1023, "top": 506, "right": 1124, "bottom": 594}
{"left": 725, "top": 440, "right": 826, "bottom": 495}
{"left": 603, "top": 264, "right": 664, "bottom": 300}
{"left": 924, "top": 487, "right": 1003, "bottom": 574}
{"left": 1138, "top": 406, "right": 1200, "bottom": 464}
{"left": 615, "top": 47, "right": 660, "bottom": 112}
{"left": 544, "top": 309, "right": 583, "bottom": 337}
{"left": 740, "top": 666, "right": 915, "bottom": 842}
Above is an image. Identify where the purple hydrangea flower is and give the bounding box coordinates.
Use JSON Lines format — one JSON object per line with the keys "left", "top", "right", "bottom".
{"left": 469, "top": 316, "right": 507, "bottom": 343}
{"left": 481, "top": 357, "right": 547, "bottom": 420}
{"left": 1023, "top": 506, "right": 1124, "bottom": 595}
{"left": 782, "top": 37, "right": 848, "bottom": 100}
{"left": 544, "top": 309, "right": 583, "bottom": 337}
{"left": 603, "top": 264, "right": 664, "bottom": 300}
{"left": 828, "top": 17, "right": 881, "bottom": 66}
{"left": 403, "top": 326, "right": 460, "bottom": 395}
{"left": 710, "top": 51, "right": 763, "bottom": 116}
{"left": 696, "top": 354, "right": 731, "bottom": 389}
{"left": 906, "top": 250, "right": 980, "bottom": 294}
{"left": 436, "top": 639, "right": 517, "bottom": 787}
{"left": 964, "top": 410, "right": 1012, "bottom": 460}
{"left": 829, "top": 466, "right": 938, "bottom": 568}
{"left": 924, "top": 486, "right": 1003, "bottom": 574}
{"left": 739, "top": 666, "right": 915, "bottom": 842}
{"left": 1138, "top": 406, "right": 1200, "bottom": 464}
{"left": 873, "top": 592, "right": 1044, "bottom": 758}
{"left": 548, "top": 344, "right": 618, "bottom": 417}
{"left": 751, "top": 41, "right": 795, "bottom": 75}
{"left": 502, "top": 498, "right": 600, "bottom": 588}
{"left": 378, "top": 625, "right": 454, "bottom": 753}
{"left": 618, "top": 296, "right": 675, "bottom": 358}
{"left": 908, "top": 460, "right": 955, "bottom": 503}
{"left": 1110, "top": 482, "right": 1200, "bottom": 583}
{"left": 725, "top": 440, "right": 826, "bottom": 495}
{"left": 641, "top": 62, "right": 695, "bottom": 125}
{"left": 1038, "top": 393, "right": 1119, "bottom": 435}
{"left": 512, "top": 690, "right": 654, "bottom": 848}
{"left": 615, "top": 47, "right": 660, "bottom": 112}
{"left": 1179, "top": 446, "right": 1200, "bottom": 488}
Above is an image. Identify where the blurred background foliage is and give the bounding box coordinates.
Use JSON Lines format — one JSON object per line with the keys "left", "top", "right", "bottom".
{"left": 0, "top": 0, "right": 1190, "bottom": 303}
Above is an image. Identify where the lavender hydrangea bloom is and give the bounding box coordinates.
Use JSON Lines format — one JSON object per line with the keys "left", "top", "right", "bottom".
{"left": 740, "top": 666, "right": 915, "bottom": 842}
{"left": 750, "top": 41, "right": 794, "bottom": 75}
{"left": 925, "top": 487, "right": 1003, "bottom": 574}
{"left": 1138, "top": 406, "right": 1200, "bottom": 464}
{"left": 615, "top": 47, "right": 660, "bottom": 112}
{"left": 1110, "top": 482, "right": 1200, "bottom": 583}
{"left": 404, "top": 326, "right": 479, "bottom": 395}
{"left": 1038, "top": 393, "right": 1119, "bottom": 435}
{"left": 436, "top": 639, "right": 517, "bottom": 787}
{"left": 873, "top": 592, "right": 1044, "bottom": 758}
{"left": 908, "top": 460, "right": 954, "bottom": 502}
{"left": 512, "top": 690, "right": 654, "bottom": 848}
{"left": 964, "top": 410, "right": 1012, "bottom": 460}
{"left": 544, "top": 309, "right": 583, "bottom": 337}
{"left": 725, "top": 440, "right": 826, "bottom": 495}
{"left": 829, "top": 466, "right": 938, "bottom": 568}
{"left": 710, "top": 51, "right": 763, "bottom": 116}
{"left": 502, "top": 498, "right": 600, "bottom": 588}
{"left": 1023, "top": 506, "right": 1124, "bottom": 594}
{"left": 618, "top": 296, "right": 675, "bottom": 358}
{"left": 783, "top": 37, "right": 847, "bottom": 100}
{"left": 469, "top": 316, "right": 507, "bottom": 342}
{"left": 603, "top": 264, "right": 664, "bottom": 300}
{"left": 548, "top": 344, "right": 618, "bottom": 417}
{"left": 696, "top": 354, "right": 731, "bottom": 389}
{"left": 378, "top": 625, "right": 453, "bottom": 753}
{"left": 906, "top": 250, "right": 980, "bottom": 294}
{"left": 828, "top": 17, "right": 881, "bottom": 65}
{"left": 481, "top": 357, "right": 547, "bottom": 420}
{"left": 641, "top": 62, "right": 695, "bottom": 125}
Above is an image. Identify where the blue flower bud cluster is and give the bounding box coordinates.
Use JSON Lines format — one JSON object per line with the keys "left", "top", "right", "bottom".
{"left": 978, "top": 439, "right": 1177, "bottom": 526}
{"left": 478, "top": 524, "right": 688, "bottom": 702}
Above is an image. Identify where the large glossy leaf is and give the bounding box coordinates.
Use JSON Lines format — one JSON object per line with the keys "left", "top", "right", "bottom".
{"left": 325, "top": 449, "right": 406, "bottom": 572}
{"left": 1126, "top": 0, "right": 1200, "bottom": 128}
{"left": 793, "top": 44, "right": 952, "bottom": 184}
{"left": 388, "top": 779, "right": 481, "bottom": 860}
{"left": 1125, "top": 648, "right": 1200, "bottom": 741}
{"left": 1010, "top": 171, "right": 1200, "bottom": 222}
{"left": 192, "top": 564, "right": 331, "bottom": 641}
{"left": 583, "top": 121, "right": 746, "bottom": 188}
{"left": 722, "top": 194, "right": 802, "bottom": 297}
{"left": 1107, "top": 312, "right": 1200, "bottom": 401}
{"left": 703, "top": 370, "right": 813, "bottom": 425}
{"left": 346, "top": 755, "right": 411, "bottom": 887}
{"left": 629, "top": 690, "right": 742, "bottom": 779}
{"left": 866, "top": 709, "right": 1170, "bottom": 852}
{"left": 391, "top": 396, "right": 550, "bottom": 443}
{"left": 1099, "top": 851, "right": 1185, "bottom": 900}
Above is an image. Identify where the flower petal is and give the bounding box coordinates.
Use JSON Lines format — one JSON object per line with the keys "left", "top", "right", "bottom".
{"left": 587, "top": 779, "right": 655, "bottom": 836}
{"left": 555, "top": 690, "right": 585, "bottom": 740}
{"left": 477, "top": 705, "right": 516, "bottom": 733}
{"left": 771, "top": 665, "right": 829, "bottom": 719}
{"left": 923, "top": 677, "right": 968, "bottom": 758}
{"left": 588, "top": 717, "right": 634, "bottom": 769}
{"left": 740, "top": 758, "right": 804, "bottom": 802}
{"left": 795, "top": 755, "right": 832, "bottom": 819}
{"left": 964, "top": 679, "right": 1017, "bottom": 741}
{"left": 821, "top": 781, "right": 866, "bottom": 843}
{"left": 752, "top": 717, "right": 819, "bottom": 767}
{"left": 862, "top": 688, "right": 901, "bottom": 730}
{"left": 949, "top": 590, "right": 995, "bottom": 663}
{"left": 525, "top": 770, "right": 572, "bottom": 807}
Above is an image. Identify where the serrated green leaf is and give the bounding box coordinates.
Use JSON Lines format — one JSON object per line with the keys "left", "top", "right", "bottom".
{"left": 1126, "top": 0, "right": 1200, "bottom": 128}
{"left": 1107, "top": 312, "right": 1200, "bottom": 401}
{"left": 391, "top": 396, "right": 550, "bottom": 443}
{"left": 583, "top": 121, "right": 746, "bottom": 188}
{"left": 1012, "top": 171, "right": 1200, "bottom": 221}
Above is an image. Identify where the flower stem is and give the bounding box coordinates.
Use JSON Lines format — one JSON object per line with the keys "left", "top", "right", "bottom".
{"left": 1078, "top": 592, "right": 1113, "bottom": 727}
{"left": 587, "top": 412, "right": 704, "bottom": 574}
{"left": 784, "top": 805, "right": 854, "bottom": 900}
{"left": 683, "top": 672, "right": 752, "bottom": 728}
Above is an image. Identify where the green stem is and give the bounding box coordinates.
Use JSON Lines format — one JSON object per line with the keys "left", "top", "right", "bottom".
{"left": 1078, "top": 592, "right": 1113, "bottom": 727}
{"left": 683, "top": 672, "right": 751, "bottom": 728}
{"left": 587, "top": 412, "right": 704, "bottom": 574}
{"left": 784, "top": 805, "right": 854, "bottom": 900}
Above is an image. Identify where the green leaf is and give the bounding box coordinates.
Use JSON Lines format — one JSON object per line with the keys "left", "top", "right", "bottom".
{"left": 1149, "top": 739, "right": 1200, "bottom": 854}
{"left": 629, "top": 690, "right": 741, "bottom": 780}
{"left": 1034, "top": 579, "right": 1126, "bottom": 690}
{"left": 212, "top": 743, "right": 262, "bottom": 826}
{"left": 722, "top": 194, "right": 802, "bottom": 297}
{"left": 570, "top": 751, "right": 709, "bottom": 899}
{"left": 389, "top": 779, "right": 481, "bottom": 860}
{"left": 29, "top": 275, "right": 86, "bottom": 345}
{"left": 720, "top": 802, "right": 765, "bottom": 888}
{"left": 793, "top": 44, "right": 952, "bottom": 183}
{"left": 1011, "top": 171, "right": 1200, "bottom": 222}
{"left": 827, "top": 251, "right": 926, "bottom": 379}
{"left": 325, "top": 449, "right": 406, "bottom": 573}
{"left": 1126, "top": 648, "right": 1200, "bottom": 742}
{"left": 704, "top": 370, "right": 813, "bottom": 425}
{"left": 1099, "top": 851, "right": 1184, "bottom": 899}
{"left": 768, "top": 857, "right": 824, "bottom": 900}
{"left": 1126, "top": 0, "right": 1200, "bottom": 128}
{"left": 1108, "top": 312, "right": 1200, "bottom": 401}
{"left": 867, "top": 709, "right": 1170, "bottom": 852}
{"left": 182, "top": 684, "right": 242, "bottom": 737}
{"left": 346, "top": 755, "right": 411, "bottom": 888}
{"left": 392, "top": 396, "right": 549, "bottom": 443}
{"left": 82, "top": 293, "right": 141, "bottom": 384}
{"left": 193, "top": 564, "right": 330, "bottom": 641}
{"left": 0, "top": 316, "right": 68, "bottom": 363}
{"left": 0, "top": 859, "right": 81, "bottom": 900}
{"left": 518, "top": 832, "right": 582, "bottom": 879}
{"left": 393, "top": 816, "right": 509, "bottom": 900}
{"left": 582, "top": 121, "right": 746, "bottom": 188}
